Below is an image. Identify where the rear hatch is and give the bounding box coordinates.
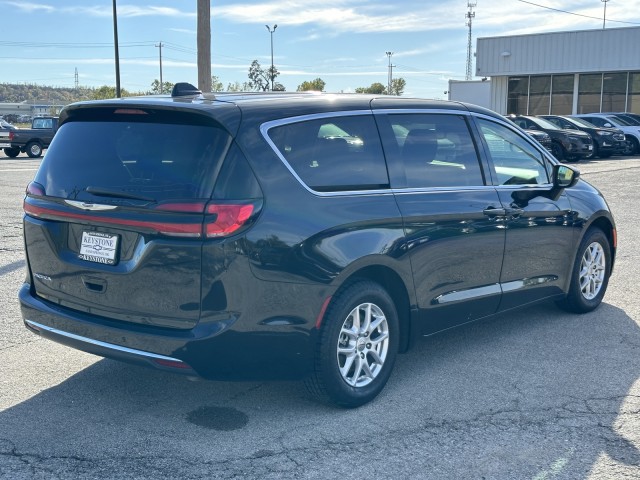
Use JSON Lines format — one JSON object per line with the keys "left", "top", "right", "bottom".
{"left": 23, "top": 105, "right": 242, "bottom": 329}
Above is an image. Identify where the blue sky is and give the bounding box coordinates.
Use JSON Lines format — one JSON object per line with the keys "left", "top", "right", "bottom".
{"left": 2, "top": 0, "right": 639, "bottom": 98}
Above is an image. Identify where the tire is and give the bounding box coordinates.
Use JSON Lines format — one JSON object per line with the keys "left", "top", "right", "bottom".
{"left": 4, "top": 147, "right": 20, "bottom": 158}
{"left": 627, "top": 137, "right": 640, "bottom": 156}
{"left": 305, "top": 280, "right": 399, "bottom": 408}
{"left": 551, "top": 142, "right": 565, "bottom": 161}
{"left": 589, "top": 143, "right": 598, "bottom": 159}
{"left": 621, "top": 140, "right": 634, "bottom": 156}
{"left": 26, "top": 141, "right": 43, "bottom": 158}
{"left": 557, "top": 228, "right": 611, "bottom": 314}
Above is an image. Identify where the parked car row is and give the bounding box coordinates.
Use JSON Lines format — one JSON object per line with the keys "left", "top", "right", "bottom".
{"left": 507, "top": 113, "right": 639, "bottom": 161}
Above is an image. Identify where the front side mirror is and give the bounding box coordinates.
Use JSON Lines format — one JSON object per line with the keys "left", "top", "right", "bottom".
{"left": 554, "top": 164, "right": 580, "bottom": 189}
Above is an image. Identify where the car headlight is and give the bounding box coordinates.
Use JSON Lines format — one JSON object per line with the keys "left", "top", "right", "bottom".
{"left": 568, "top": 136, "right": 580, "bottom": 142}
{"left": 596, "top": 131, "right": 612, "bottom": 136}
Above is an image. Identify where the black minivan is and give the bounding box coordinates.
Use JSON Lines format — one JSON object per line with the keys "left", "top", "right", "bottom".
{"left": 20, "top": 85, "right": 616, "bottom": 407}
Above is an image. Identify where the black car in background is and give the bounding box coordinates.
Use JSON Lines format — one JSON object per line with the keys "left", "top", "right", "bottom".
{"left": 540, "top": 115, "right": 626, "bottom": 158}
{"left": 507, "top": 115, "right": 593, "bottom": 161}
{"left": 523, "top": 128, "right": 553, "bottom": 152}
{"left": 19, "top": 85, "right": 616, "bottom": 407}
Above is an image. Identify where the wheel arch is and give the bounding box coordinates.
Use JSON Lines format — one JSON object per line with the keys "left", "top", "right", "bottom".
{"left": 334, "top": 264, "right": 413, "bottom": 354}
{"left": 585, "top": 214, "right": 617, "bottom": 272}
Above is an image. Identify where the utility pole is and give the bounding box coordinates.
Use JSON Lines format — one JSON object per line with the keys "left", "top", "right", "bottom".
{"left": 465, "top": 2, "right": 477, "bottom": 81}
{"left": 197, "top": 0, "right": 211, "bottom": 92}
{"left": 156, "top": 42, "right": 163, "bottom": 93}
{"left": 601, "top": 0, "right": 610, "bottom": 29}
{"left": 386, "top": 51, "right": 393, "bottom": 94}
{"left": 74, "top": 67, "right": 79, "bottom": 89}
{"left": 112, "top": 0, "right": 121, "bottom": 97}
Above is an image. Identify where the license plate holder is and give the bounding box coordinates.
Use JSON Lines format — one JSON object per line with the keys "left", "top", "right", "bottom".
{"left": 78, "top": 231, "right": 120, "bottom": 265}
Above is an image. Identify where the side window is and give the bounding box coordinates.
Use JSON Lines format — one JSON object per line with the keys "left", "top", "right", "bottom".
{"left": 267, "top": 115, "right": 389, "bottom": 192}
{"left": 476, "top": 118, "right": 550, "bottom": 186}
{"left": 213, "top": 143, "right": 263, "bottom": 200}
{"left": 585, "top": 117, "right": 603, "bottom": 127}
{"left": 381, "top": 113, "right": 484, "bottom": 188}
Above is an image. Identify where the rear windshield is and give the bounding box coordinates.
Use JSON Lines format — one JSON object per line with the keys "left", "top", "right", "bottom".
{"left": 35, "top": 119, "right": 231, "bottom": 205}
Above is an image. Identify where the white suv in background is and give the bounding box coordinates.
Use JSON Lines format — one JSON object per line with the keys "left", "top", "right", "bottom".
{"left": 574, "top": 113, "right": 640, "bottom": 155}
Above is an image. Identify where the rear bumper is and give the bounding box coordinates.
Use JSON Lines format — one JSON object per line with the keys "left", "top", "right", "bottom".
{"left": 19, "top": 283, "right": 316, "bottom": 380}
{"left": 24, "top": 319, "right": 195, "bottom": 374}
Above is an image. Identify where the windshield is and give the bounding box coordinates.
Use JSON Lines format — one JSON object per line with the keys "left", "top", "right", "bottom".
{"left": 613, "top": 114, "right": 640, "bottom": 126}
{"left": 606, "top": 116, "right": 629, "bottom": 126}
{"left": 531, "top": 117, "right": 561, "bottom": 130}
{"left": 567, "top": 117, "right": 595, "bottom": 128}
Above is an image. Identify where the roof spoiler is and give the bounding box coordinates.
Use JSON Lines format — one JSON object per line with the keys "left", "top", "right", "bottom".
{"left": 171, "top": 82, "right": 202, "bottom": 98}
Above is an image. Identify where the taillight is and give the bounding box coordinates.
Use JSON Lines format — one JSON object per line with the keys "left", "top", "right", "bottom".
{"left": 26, "top": 181, "right": 45, "bottom": 196}
{"left": 24, "top": 197, "right": 259, "bottom": 239}
{"left": 206, "top": 204, "right": 255, "bottom": 237}
{"left": 9, "top": 131, "right": 15, "bottom": 141}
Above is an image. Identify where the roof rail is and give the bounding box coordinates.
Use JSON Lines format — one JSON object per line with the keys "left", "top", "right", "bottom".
{"left": 171, "top": 82, "right": 202, "bottom": 98}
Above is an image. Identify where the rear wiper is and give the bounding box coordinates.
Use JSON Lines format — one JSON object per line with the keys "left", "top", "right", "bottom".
{"left": 85, "top": 186, "right": 157, "bottom": 203}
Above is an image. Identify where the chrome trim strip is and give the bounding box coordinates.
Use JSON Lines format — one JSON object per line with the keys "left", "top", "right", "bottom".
{"left": 25, "top": 320, "right": 186, "bottom": 364}
{"left": 432, "top": 283, "right": 502, "bottom": 305}
{"left": 392, "top": 185, "right": 496, "bottom": 195}
{"left": 259, "top": 107, "right": 556, "bottom": 197}
{"left": 494, "top": 183, "right": 554, "bottom": 191}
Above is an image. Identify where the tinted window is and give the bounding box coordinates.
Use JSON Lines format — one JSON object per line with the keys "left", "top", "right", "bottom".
{"left": 268, "top": 115, "right": 389, "bottom": 192}
{"left": 213, "top": 143, "right": 263, "bottom": 200}
{"left": 382, "top": 114, "right": 484, "bottom": 188}
{"left": 36, "top": 120, "right": 231, "bottom": 204}
{"left": 476, "top": 119, "right": 550, "bottom": 186}
{"left": 581, "top": 116, "right": 606, "bottom": 127}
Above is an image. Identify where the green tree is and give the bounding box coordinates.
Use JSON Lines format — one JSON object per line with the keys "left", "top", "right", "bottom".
{"left": 226, "top": 81, "right": 252, "bottom": 92}
{"left": 248, "top": 60, "right": 280, "bottom": 92}
{"left": 149, "top": 79, "right": 175, "bottom": 95}
{"left": 389, "top": 78, "right": 406, "bottom": 96}
{"left": 92, "top": 85, "right": 132, "bottom": 100}
{"left": 355, "top": 78, "right": 406, "bottom": 96}
{"left": 211, "top": 75, "right": 224, "bottom": 92}
{"left": 355, "top": 82, "right": 386, "bottom": 94}
{"left": 297, "top": 78, "right": 326, "bottom": 92}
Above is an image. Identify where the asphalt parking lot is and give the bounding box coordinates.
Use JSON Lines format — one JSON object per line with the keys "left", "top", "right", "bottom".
{"left": 0, "top": 151, "right": 639, "bottom": 479}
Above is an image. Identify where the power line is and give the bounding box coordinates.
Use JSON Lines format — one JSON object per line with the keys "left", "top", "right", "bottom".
{"left": 516, "top": 0, "right": 640, "bottom": 25}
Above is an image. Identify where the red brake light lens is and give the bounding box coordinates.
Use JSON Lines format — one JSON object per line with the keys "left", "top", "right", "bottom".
{"left": 206, "top": 204, "right": 255, "bottom": 237}
{"left": 26, "top": 182, "right": 45, "bottom": 196}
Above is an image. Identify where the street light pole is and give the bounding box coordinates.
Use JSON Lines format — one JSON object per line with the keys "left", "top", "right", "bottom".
{"left": 265, "top": 24, "right": 277, "bottom": 91}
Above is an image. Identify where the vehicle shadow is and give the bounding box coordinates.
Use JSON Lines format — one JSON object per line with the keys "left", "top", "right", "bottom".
{"left": 0, "top": 301, "right": 638, "bottom": 478}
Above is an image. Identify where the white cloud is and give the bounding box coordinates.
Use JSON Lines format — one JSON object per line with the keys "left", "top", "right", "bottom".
{"left": 3, "top": 2, "right": 197, "bottom": 18}
{"left": 212, "top": 1, "right": 460, "bottom": 34}
{"left": 4, "top": 1, "right": 54, "bottom": 13}
{"left": 169, "top": 28, "right": 196, "bottom": 35}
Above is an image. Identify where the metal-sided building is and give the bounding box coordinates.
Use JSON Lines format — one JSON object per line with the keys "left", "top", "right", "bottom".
{"left": 473, "top": 26, "right": 640, "bottom": 115}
